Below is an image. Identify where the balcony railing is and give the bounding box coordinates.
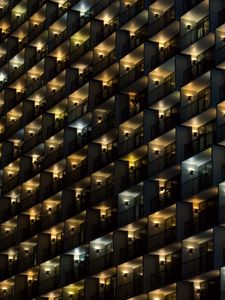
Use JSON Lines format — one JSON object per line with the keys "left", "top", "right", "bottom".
{"left": 119, "top": 60, "right": 145, "bottom": 89}
{"left": 120, "top": 163, "right": 147, "bottom": 191}
{"left": 150, "top": 41, "right": 179, "bottom": 70}
{"left": 150, "top": 183, "right": 180, "bottom": 213}
{"left": 89, "top": 252, "right": 113, "bottom": 274}
{"left": 183, "top": 55, "right": 214, "bottom": 85}
{"left": 183, "top": 251, "right": 214, "bottom": 278}
{"left": 119, "top": 129, "right": 144, "bottom": 156}
{"left": 93, "top": 49, "right": 116, "bottom": 76}
{"left": 149, "top": 6, "right": 175, "bottom": 37}
{"left": 120, "top": 237, "right": 147, "bottom": 264}
{"left": 148, "top": 74, "right": 175, "bottom": 105}
{"left": 150, "top": 264, "right": 181, "bottom": 291}
{"left": 119, "top": 0, "right": 145, "bottom": 26}
{"left": 184, "top": 131, "right": 215, "bottom": 159}
{"left": 121, "top": 24, "right": 148, "bottom": 56}
{"left": 117, "top": 277, "right": 143, "bottom": 300}
{"left": 184, "top": 206, "right": 217, "bottom": 237}
{"left": 91, "top": 112, "right": 115, "bottom": 139}
{"left": 91, "top": 176, "right": 114, "bottom": 205}
{"left": 149, "top": 147, "right": 176, "bottom": 177}
{"left": 182, "top": 170, "right": 213, "bottom": 199}
{"left": 151, "top": 112, "right": 180, "bottom": 139}
{"left": 181, "top": 15, "right": 209, "bottom": 49}
{"left": 148, "top": 226, "right": 177, "bottom": 252}
{"left": 118, "top": 201, "right": 143, "bottom": 227}
{"left": 181, "top": 88, "right": 211, "bottom": 121}
{"left": 93, "top": 146, "right": 118, "bottom": 171}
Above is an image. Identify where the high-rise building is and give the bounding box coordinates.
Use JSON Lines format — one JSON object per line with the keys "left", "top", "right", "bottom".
{"left": 0, "top": 0, "right": 225, "bottom": 299}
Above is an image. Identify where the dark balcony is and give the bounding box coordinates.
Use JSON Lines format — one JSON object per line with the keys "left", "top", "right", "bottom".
{"left": 150, "top": 38, "right": 179, "bottom": 70}
{"left": 0, "top": 229, "right": 16, "bottom": 251}
{"left": 116, "top": 276, "right": 143, "bottom": 300}
{"left": 183, "top": 53, "right": 214, "bottom": 85}
{"left": 91, "top": 112, "right": 115, "bottom": 139}
{"left": 120, "top": 235, "right": 147, "bottom": 263}
{"left": 93, "top": 49, "right": 116, "bottom": 76}
{"left": 120, "top": 161, "right": 147, "bottom": 191}
{"left": 69, "top": 39, "right": 91, "bottom": 65}
{"left": 91, "top": 176, "right": 114, "bottom": 205}
{"left": 151, "top": 107, "right": 180, "bottom": 139}
{"left": 149, "top": 74, "right": 175, "bottom": 105}
{"left": 119, "top": 0, "right": 145, "bottom": 26}
{"left": 150, "top": 262, "right": 181, "bottom": 291}
{"left": 89, "top": 252, "right": 113, "bottom": 275}
{"left": 184, "top": 203, "right": 217, "bottom": 237}
{"left": 19, "top": 219, "right": 40, "bottom": 242}
{"left": 91, "top": 285, "right": 115, "bottom": 300}
{"left": 181, "top": 15, "right": 209, "bottom": 49}
{"left": 65, "top": 260, "right": 88, "bottom": 286}
{"left": 182, "top": 168, "right": 213, "bottom": 199}
{"left": 183, "top": 251, "right": 214, "bottom": 278}
{"left": 38, "top": 269, "right": 60, "bottom": 296}
{"left": 119, "top": 60, "right": 144, "bottom": 90}
{"left": 92, "top": 210, "right": 117, "bottom": 238}
{"left": 118, "top": 200, "right": 143, "bottom": 227}
{"left": 150, "top": 177, "right": 181, "bottom": 213}
{"left": 48, "top": 28, "right": 68, "bottom": 52}
{"left": 95, "top": 17, "right": 118, "bottom": 45}
{"left": 63, "top": 226, "right": 85, "bottom": 252}
{"left": 218, "top": 7, "right": 225, "bottom": 26}
{"left": 148, "top": 226, "right": 177, "bottom": 252}
{"left": 63, "top": 159, "right": 88, "bottom": 187}
{"left": 65, "top": 192, "right": 90, "bottom": 219}
{"left": 149, "top": 6, "right": 175, "bottom": 37}
{"left": 93, "top": 145, "right": 118, "bottom": 171}
{"left": 121, "top": 89, "right": 148, "bottom": 122}
{"left": 41, "top": 205, "right": 62, "bottom": 231}
{"left": 182, "top": 0, "right": 204, "bottom": 14}
{"left": 181, "top": 87, "right": 211, "bottom": 121}
{"left": 119, "top": 129, "right": 144, "bottom": 157}
{"left": 121, "top": 24, "right": 148, "bottom": 57}
{"left": 94, "top": 76, "right": 119, "bottom": 107}
{"left": 68, "top": 98, "right": 88, "bottom": 123}
{"left": 184, "top": 131, "right": 215, "bottom": 159}
{"left": 149, "top": 143, "right": 176, "bottom": 177}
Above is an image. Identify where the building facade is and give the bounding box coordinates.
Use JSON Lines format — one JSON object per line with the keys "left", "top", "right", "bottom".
{"left": 0, "top": 0, "right": 225, "bottom": 299}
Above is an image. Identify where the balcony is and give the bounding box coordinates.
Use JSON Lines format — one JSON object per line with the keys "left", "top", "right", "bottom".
{"left": 65, "top": 260, "right": 88, "bottom": 286}
{"left": 118, "top": 196, "right": 143, "bottom": 227}
{"left": 95, "top": 17, "right": 118, "bottom": 45}
{"left": 63, "top": 159, "right": 88, "bottom": 187}
{"left": 184, "top": 131, "right": 215, "bottom": 159}
{"left": 64, "top": 226, "right": 85, "bottom": 252}
{"left": 91, "top": 176, "right": 114, "bottom": 205}
{"left": 184, "top": 202, "right": 217, "bottom": 237}
{"left": 119, "top": 128, "right": 144, "bottom": 157}
{"left": 65, "top": 192, "right": 90, "bottom": 219}
{"left": 93, "top": 146, "right": 118, "bottom": 171}
{"left": 119, "top": 236, "right": 147, "bottom": 263}
{"left": 120, "top": 162, "right": 147, "bottom": 191}
{"left": 183, "top": 53, "right": 214, "bottom": 85}
{"left": 149, "top": 6, "right": 175, "bottom": 37}
{"left": 149, "top": 177, "right": 181, "bottom": 213}
{"left": 183, "top": 251, "right": 214, "bottom": 278}
{"left": 181, "top": 87, "right": 211, "bottom": 121}
{"left": 121, "top": 24, "right": 148, "bottom": 57}
{"left": 119, "top": 60, "right": 145, "bottom": 90}
{"left": 148, "top": 74, "right": 175, "bottom": 106}
{"left": 150, "top": 38, "right": 179, "bottom": 70}
{"left": 151, "top": 108, "right": 180, "bottom": 139}
{"left": 89, "top": 252, "right": 113, "bottom": 274}
{"left": 91, "top": 112, "right": 115, "bottom": 139}
{"left": 182, "top": 166, "right": 213, "bottom": 199}
{"left": 119, "top": 0, "right": 145, "bottom": 26}
{"left": 181, "top": 15, "right": 209, "bottom": 49}
{"left": 149, "top": 142, "right": 176, "bottom": 177}
{"left": 150, "top": 261, "right": 181, "bottom": 291}
{"left": 116, "top": 276, "right": 143, "bottom": 300}
{"left": 41, "top": 205, "right": 62, "bottom": 231}
{"left": 148, "top": 226, "right": 177, "bottom": 252}
{"left": 93, "top": 49, "right": 116, "bottom": 76}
